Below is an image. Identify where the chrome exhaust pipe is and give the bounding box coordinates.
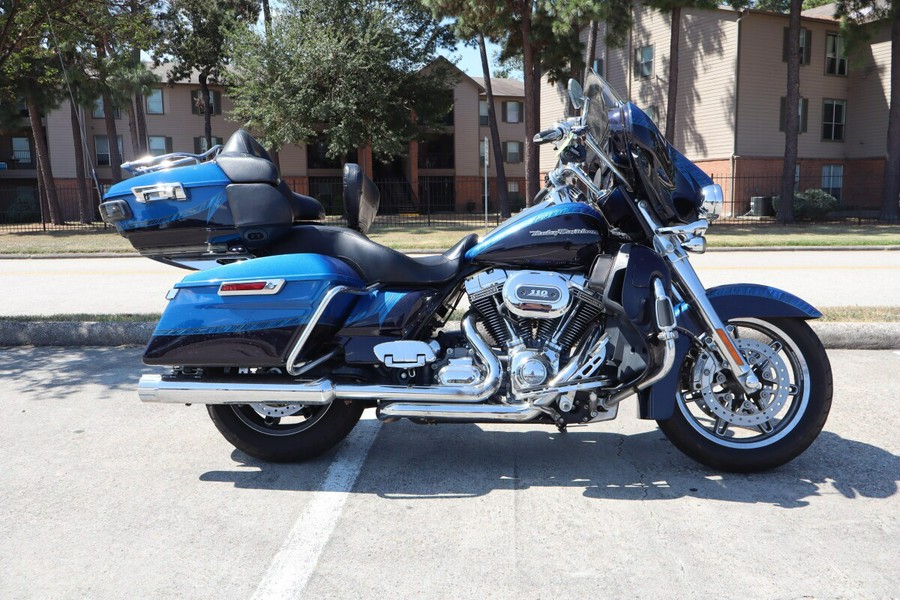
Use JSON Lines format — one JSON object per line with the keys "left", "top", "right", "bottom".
{"left": 137, "top": 376, "right": 336, "bottom": 405}
{"left": 377, "top": 403, "right": 543, "bottom": 423}
{"left": 138, "top": 312, "right": 502, "bottom": 406}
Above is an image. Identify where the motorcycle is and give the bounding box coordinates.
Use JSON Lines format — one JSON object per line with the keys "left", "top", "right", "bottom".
{"left": 100, "top": 70, "right": 832, "bottom": 472}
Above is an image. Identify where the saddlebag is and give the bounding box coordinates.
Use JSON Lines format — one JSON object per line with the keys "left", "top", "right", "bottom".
{"left": 143, "top": 254, "right": 364, "bottom": 367}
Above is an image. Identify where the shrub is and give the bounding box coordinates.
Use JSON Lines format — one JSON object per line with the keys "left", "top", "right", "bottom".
{"left": 772, "top": 188, "right": 839, "bottom": 221}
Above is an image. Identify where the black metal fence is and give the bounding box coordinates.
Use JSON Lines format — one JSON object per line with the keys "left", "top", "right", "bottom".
{"left": 2, "top": 172, "right": 895, "bottom": 233}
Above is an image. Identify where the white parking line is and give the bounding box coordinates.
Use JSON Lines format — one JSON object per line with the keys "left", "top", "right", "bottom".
{"left": 251, "top": 418, "right": 381, "bottom": 600}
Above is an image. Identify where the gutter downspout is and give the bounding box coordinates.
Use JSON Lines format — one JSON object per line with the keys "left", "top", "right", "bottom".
{"left": 731, "top": 10, "right": 746, "bottom": 213}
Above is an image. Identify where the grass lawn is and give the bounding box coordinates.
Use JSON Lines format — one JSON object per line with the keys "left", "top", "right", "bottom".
{"left": 1, "top": 222, "right": 899, "bottom": 254}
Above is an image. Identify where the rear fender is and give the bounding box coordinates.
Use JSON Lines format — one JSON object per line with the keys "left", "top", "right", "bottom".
{"left": 637, "top": 284, "right": 821, "bottom": 420}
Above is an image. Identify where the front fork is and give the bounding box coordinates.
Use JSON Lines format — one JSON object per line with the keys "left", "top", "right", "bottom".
{"left": 636, "top": 202, "right": 763, "bottom": 395}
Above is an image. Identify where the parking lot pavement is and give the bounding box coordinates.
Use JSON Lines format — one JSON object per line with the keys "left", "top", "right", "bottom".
{"left": 1, "top": 348, "right": 898, "bottom": 599}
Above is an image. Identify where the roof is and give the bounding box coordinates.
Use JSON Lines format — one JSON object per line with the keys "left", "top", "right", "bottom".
{"left": 801, "top": 3, "right": 838, "bottom": 20}
{"left": 470, "top": 77, "right": 525, "bottom": 98}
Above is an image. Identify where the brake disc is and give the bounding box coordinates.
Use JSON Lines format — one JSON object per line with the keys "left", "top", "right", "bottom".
{"left": 689, "top": 338, "right": 791, "bottom": 427}
{"left": 248, "top": 403, "right": 306, "bottom": 418}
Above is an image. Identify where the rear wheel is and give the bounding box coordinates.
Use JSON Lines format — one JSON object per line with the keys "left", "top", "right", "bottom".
{"left": 658, "top": 317, "right": 832, "bottom": 472}
{"left": 208, "top": 400, "right": 363, "bottom": 462}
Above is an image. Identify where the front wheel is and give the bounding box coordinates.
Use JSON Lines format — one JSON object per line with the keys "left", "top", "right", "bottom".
{"left": 658, "top": 317, "right": 832, "bottom": 472}
{"left": 208, "top": 399, "right": 363, "bottom": 462}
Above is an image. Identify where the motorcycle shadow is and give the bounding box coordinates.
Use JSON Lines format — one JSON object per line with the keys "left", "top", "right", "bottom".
{"left": 200, "top": 423, "right": 899, "bottom": 509}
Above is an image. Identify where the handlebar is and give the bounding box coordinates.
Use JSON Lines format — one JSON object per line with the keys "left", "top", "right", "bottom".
{"left": 533, "top": 128, "right": 565, "bottom": 144}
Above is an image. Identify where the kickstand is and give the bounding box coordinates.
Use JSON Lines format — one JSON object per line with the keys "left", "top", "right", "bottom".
{"left": 556, "top": 422, "right": 567, "bottom": 433}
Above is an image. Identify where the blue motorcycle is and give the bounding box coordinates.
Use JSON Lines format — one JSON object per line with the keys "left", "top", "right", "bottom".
{"left": 101, "top": 71, "right": 832, "bottom": 472}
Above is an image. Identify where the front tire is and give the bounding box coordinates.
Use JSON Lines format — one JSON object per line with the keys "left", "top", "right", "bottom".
{"left": 658, "top": 317, "right": 832, "bottom": 472}
{"left": 208, "top": 399, "right": 363, "bottom": 462}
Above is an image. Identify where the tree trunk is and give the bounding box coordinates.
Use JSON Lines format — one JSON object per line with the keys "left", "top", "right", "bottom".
{"left": 478, "top": 33, "right": 510, "bottom": 218}
{"left": 135, "top": 92, "right": 148, "bottom": 154}
{"left": 586, "top": 20, "right": 598, "bottom": 73}
{"left": 125, "top": 98, "right": 140, "bottom": 157}
{"left": 880, "top": 12, "right": 900, "bottom": 222}
{"left": 199, "top": 71, "right": 212, "bottom": 150}
{"left": 102, "top": 90, "right": 123, "bottom": 183}
{"left": 665, "top": 7, "right": 681, "bottom": 142}
{"left": 70, "top": 100, "right": 92, "bottom": 223}
{"left": 520, "top": 12, "right": 540, "bottom": 207}
{"left": 27, "top": 96, "right": 63, "bottom": 225}
{"left": 779, "top": 0, "right": 802, "bottom": 225}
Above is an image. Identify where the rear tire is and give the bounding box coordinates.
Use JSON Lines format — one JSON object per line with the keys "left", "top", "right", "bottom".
{"left": 658, "top": 317, "right": 832, "bottom": 473}
{"left": 208, "top": 400, "right": 363, "bottom": 462}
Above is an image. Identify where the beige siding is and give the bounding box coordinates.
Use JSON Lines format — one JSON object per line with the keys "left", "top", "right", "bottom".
{"left": 453, "top": 79, "right": 481, "bottom": 177}
{"left": 846, "top": 22, "right": 891, "bottom": 158}
{"left": 671, "top": 8, "right": 738, "bottom": 160}
{"left": 46, "top": 104, "right": 77, "bottom": 178}
{"left": 542, "top": 5, "right": 738, "bottom": 167}
{"left": 737, "top": 13, "right": 850, "bottom": 159}
{"left": 478, "top": 95, "right": 526, "bottom": 178}
{"left": 538, "top": 77, "right": 568, "bottom": 174}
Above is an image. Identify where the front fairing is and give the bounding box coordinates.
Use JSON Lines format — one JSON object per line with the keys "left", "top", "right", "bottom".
{"left": 608, "top": 103, "right": 712, "bottom": 224}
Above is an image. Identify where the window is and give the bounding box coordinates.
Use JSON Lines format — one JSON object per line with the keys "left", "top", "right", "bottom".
{"left": 17, "top": 99, "right": 28, "bottom": 117}
{"left": 502, "top": 101, "right": 522, "bottom": 124}
{"left": 592, "top": 58, "right": 605, "bottom": 77}
{"left": 779, "top": 97, "right": 809, "bottom": 133}
{"left": 635, "top": 45, "right": 653, "bottom": 78}
{"left": 783, "top": 27, "right": 812, "bottom": 65}
{"left": 191, "top": 89, "right": 222, "bottom": 115}
{"left": 507, "top": 181, "right": 520, "bottom": 195}
{"left": 822, "top": 99, "right": 846, "bottom": 141}
{"left": 193, "top": 136, "right": 224, "bottom": 154}
{"left": 503, "top": 141, "right": 523, "bottom": 163}
{"left": 94, "top": 135, "right": 123, "bottom": 166}
{"left": 479, "top": 100, "right": 489, "bottom": 126}
{"left": 478, "top": 139, "right": 486, "bottom": 164}
{"left": 795, "top": 163, "right": 801, "bottom": 192}
{"left": 92, "top": 98, "right": 120, "bottom": 119}
{"left": 148, "top": 136, "right": 171, "bottom": 157}
{"left": 826, "top": 32, "right": 848, "bottom": 76}
{"left": 11, "top": 137, "right": 31, "bottom": 164}
{"left": 146, "top": 89, "right": 164, "bottom": 114}
{"left": 821, "top": 164, "right": 843, "bottom": 201}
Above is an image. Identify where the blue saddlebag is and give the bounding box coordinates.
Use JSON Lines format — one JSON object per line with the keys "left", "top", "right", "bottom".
{"left": 143, "top": 254, "right": 364, "bottom": 367}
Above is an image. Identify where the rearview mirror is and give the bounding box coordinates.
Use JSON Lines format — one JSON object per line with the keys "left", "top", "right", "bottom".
{"left": 568, "top": 79, "right": 584, "bottom": 110}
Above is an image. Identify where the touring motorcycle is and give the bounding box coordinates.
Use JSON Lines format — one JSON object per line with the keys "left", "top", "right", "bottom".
{"left": 100, "top": 71, "right": 832, "bottom": 472}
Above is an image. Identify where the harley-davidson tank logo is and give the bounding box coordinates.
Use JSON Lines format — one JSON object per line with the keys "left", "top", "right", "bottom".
{"left": 515, "top": 285, "right": 561, "bottom": 302}
{"left": 529, "top": 228, "right": 599, "bottom": 237}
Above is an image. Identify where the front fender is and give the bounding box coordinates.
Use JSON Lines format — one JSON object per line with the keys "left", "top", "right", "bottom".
{"left": 638, "top": 284, "right": 822, "bottom": 420}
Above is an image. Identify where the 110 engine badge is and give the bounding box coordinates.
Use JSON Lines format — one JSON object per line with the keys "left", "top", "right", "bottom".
{"left": 515, "top": 286, "right": 561, "bottom": 302}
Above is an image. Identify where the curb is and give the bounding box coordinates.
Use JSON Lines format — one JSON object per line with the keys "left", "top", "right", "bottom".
{"left": 1, "top": 320, "right": 897, "bottom": 350}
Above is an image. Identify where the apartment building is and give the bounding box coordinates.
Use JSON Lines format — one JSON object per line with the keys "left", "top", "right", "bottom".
{"left": 0, "top": 59, "right": 525, "bottom": 221}
{"left": 540, "top": 2, "right": 894, "bottom": 215}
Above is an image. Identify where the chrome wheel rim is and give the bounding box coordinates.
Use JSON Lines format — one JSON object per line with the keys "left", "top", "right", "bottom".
{"left": 676, "top": 319, "right": 811, "bottom": 449}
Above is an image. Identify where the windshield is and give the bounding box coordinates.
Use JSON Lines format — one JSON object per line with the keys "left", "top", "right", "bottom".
{"left": 582, "top": 70, "right": 624, "bottom": 142}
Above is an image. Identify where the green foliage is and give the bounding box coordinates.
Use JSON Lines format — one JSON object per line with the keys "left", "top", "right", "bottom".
{"left": 226, "top": 0, "right": 456, "bottom": 158}
{"left": 154, "top": 0, "right": 259, "bottom": 85}
{"left": 773, "top": 189, "right": 839, "bottom": 220}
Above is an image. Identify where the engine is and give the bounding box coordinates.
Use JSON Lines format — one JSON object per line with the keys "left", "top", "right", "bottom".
{"left": 464, "top": 269, "right": 606, "bottom": 399}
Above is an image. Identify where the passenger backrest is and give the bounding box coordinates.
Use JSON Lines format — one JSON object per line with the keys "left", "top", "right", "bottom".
{"left": 343, "top": 163, "right": 380, "bottom": 235}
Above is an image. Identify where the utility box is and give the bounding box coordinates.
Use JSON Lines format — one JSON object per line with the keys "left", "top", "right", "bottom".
{"left": 750, "top": 196, "right": 774, "bottom": 217}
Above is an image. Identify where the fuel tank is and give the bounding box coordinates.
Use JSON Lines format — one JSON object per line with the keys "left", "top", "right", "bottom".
{"left": 464, "top": 202, "right": 606, "bottom": 269}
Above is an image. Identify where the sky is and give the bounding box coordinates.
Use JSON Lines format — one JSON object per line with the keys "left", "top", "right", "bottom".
{"left": 438, "top": 39, "right": 523, "bottom": 81}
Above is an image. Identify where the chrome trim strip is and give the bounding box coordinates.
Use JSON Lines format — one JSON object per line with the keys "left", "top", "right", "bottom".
{"left": 377, "top": 403, "right": 543, "bottom": 423}
{"left": 285, "top": 285, "right": 367, "bottom": 376}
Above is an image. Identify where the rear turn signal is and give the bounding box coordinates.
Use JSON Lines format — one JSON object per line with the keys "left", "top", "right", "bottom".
{"left": 218, "top": 279, "right": 285, "bottom": 296}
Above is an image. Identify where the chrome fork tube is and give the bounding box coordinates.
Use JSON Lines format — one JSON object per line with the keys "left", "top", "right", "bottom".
{"left": 636, "top": 201, "right": 762, "bottom": 394}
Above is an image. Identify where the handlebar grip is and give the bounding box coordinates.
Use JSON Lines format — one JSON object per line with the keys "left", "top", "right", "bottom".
{"left": 533, "top": 128, "right": 565, "bottom": 144}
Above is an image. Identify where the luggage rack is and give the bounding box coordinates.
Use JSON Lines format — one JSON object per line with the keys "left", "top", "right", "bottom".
{"left": 121, "top": 145, "right": 223, "bottom": 176}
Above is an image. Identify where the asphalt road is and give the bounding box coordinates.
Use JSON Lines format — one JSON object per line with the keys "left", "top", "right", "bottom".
{"left": 0, "top": 249, "right": 898, "bottom": 316}
{"left": 1, "top": 347, "right": 898, "bottom": 599}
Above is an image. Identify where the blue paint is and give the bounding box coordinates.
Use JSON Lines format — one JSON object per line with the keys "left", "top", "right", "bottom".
{"left": 154, "top": 254, "right": 364, "bottom": 336}
{"left": 465, "top": 202, "right": 604, "bottom": 261}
